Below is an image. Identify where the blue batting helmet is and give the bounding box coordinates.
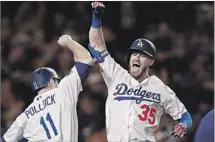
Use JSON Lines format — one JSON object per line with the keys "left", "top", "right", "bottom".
{"left": 127, "top": 38, "right": 156, "bottom": 63}
{"left": 30, "top": 67, "right": 60, "bottom": 92}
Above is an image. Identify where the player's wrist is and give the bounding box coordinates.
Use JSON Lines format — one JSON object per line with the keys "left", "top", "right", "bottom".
{"left": 88, "top": 44, "right": 109, "bottom": 63}
{"left": 179, "top": 122, "right": 187, "bottom": 128}
{"left": 91, "top": 14, "right": 102, "bottom": 28}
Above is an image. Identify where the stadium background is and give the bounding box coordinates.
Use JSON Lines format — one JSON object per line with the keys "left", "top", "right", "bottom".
{"left": 1, "top": 1, "right": 214, "bottom": 142}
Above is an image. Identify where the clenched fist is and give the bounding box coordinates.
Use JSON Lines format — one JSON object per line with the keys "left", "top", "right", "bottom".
{"left": 57, "top": 35, "right": 73, "bottom": 48}
{"left": 91, "top": 2, "right": 105, "bottom": 18}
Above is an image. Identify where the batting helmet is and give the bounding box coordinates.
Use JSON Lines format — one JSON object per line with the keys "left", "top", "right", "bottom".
{"left": 127, "top": 38, "right": 156, "bottom": 63}
{"left": 30, "top": 67, "right": 60, "bottom": 92}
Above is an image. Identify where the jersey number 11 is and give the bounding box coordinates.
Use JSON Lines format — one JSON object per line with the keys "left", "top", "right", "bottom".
{"left": 40, "top": 113, "right": 58, "bottom": 139}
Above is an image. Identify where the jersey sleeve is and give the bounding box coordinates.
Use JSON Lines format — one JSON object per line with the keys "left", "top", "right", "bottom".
{"left": 58, "top": 66, "right": 83, "bottom": 104}
{"left": 99, "top": 54, "right": 129, "bottom": 87}
{"left": 3, "top": 113, "right": 27, "bottom": 142}
{"left": 163, "top": 86, "right": 187, "bottom": 120}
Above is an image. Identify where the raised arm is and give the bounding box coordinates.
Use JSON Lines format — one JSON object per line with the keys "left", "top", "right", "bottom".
{"left": 58, "top": 35, "right": 94, "bottom": 65}
{"left": 89, "top": 2, "right": 106, "bottom": 52}
{"left": 57, "top": 35, "right": 94, "bottom": 103}
{"left": 88, "top": 2, "right": 129, "bottom": 87}
{"left": 58, "top": 34, "right": 95, "bottom": 83}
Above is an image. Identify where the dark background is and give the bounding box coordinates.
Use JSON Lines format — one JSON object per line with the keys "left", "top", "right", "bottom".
{"left": 1, "top": 1, "right": 214, "bottom": 142}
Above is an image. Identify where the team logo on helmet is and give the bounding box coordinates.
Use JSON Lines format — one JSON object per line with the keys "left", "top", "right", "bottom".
{"left": 33, "top": 82, "right": 38, "bottom": 89}
{"left": 137, "top": 39, "right": 143, "bottom": 47}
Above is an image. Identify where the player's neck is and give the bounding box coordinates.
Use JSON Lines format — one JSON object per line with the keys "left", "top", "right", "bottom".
{"left": 37, "top": 87, "right": 54, "bottom": 95}
{"left": 136, "top": 72, "right": 150, "bottom": 83}
{"left": 37, "top": 80, "right": 58, "bottom": 95}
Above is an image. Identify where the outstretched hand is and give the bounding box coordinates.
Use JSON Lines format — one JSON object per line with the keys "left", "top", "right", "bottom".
{"left": 91, "top": 2, "right": 105, "bottom": 18}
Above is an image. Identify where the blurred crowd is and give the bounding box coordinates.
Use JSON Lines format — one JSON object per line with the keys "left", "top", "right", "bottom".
{"left": 1, "top": 2, "right": 214, "bottom": 142}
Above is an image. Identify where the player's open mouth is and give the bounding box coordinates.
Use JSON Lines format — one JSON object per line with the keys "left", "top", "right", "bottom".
{"left": 133, "top": 63, "right": 140, "bottom": 69}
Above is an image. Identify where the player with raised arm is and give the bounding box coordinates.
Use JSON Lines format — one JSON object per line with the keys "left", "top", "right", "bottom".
{"left": 87, "top": 2, "right": 192, "bottom": 142}
{"left": 1, "top": 35, "right": 94, "bottom": 142}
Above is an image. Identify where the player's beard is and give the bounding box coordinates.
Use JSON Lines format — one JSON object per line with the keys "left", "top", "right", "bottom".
{"left": 129, "top": 65, "right": 148, "bottom": 80}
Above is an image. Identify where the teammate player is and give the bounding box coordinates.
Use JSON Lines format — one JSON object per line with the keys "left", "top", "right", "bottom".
{"left": 1, "top": 35, "right": 95, "bottom": 142}
{"left": 194, "top": 109, "right": 214, "bottom": 142}
{"left": 87, "top": 2, "right": 192, "bottom": 142}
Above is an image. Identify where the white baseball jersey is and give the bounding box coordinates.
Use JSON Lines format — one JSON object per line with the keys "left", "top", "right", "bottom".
{"left": 99, "top": 54, "right": 187, "bottom": 142}
{"left": 3, "top": 66, "right": 82, "bottom": 142}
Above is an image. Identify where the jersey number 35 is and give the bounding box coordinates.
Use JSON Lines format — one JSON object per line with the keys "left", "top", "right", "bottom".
{"left": 138, "top": 104, "right": 157, "bottom": 125}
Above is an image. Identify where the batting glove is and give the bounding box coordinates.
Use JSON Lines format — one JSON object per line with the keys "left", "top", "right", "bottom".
{"left": 170, "top": 123, "right": 187, "bottom": 138}
{"left": 91, "top": 2, "right": 105, "bottom": 18}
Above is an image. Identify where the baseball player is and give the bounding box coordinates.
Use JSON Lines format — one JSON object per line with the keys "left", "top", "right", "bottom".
{"left": 194, "top": 109, "right": 214, "bottom": 142}
{"left": 86, "top": 2, "right": 192, "bottom": 142}
{"left": 1, "top": 35, "right": 95, "bottom": 142}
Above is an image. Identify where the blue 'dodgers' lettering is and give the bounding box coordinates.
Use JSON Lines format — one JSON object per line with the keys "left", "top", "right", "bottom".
{"left": 113, "top": 83, "right": 161, "bottom": 104}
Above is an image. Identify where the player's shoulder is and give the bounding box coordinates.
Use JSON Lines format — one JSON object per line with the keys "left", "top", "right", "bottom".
{"left": 150, "top": 75, "right": 175, "bottom": 95}
{"left": 150, "top": 75, "right": 164, "bottom": 85}
{"left": 149, "top": 75, "right": 166, "bottom": 88}
{"left": 23, "top": 93, "right": 44, "bottom": 112}
{"left": 59, "top": 66, "right": 79, "bottom": 85}
{"left": 22, "top": 100, "right": 37, "bottom": 115}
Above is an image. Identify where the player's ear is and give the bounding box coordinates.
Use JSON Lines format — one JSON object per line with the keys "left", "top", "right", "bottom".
{"left": 48, "top": 78, "right": 54, "bottom": 86}
{"left": 149, "top": 58, "right": 155, "bottom": 66}
{"left": 49, "top": 78, "right": 58, "bottom": 87}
